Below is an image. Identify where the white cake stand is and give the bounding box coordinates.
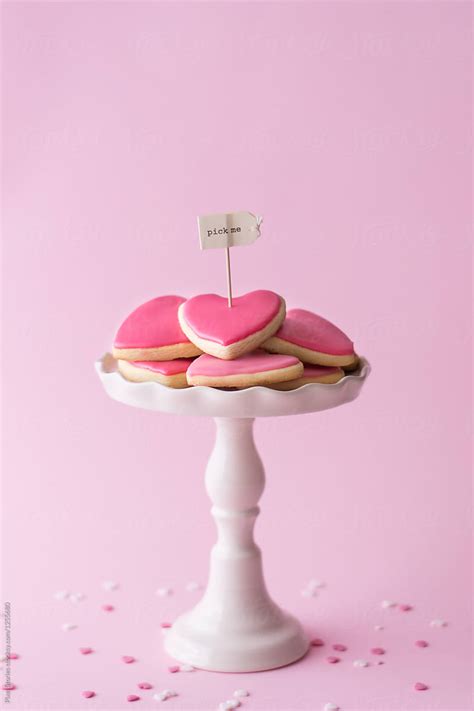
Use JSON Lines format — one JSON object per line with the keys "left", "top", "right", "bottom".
{"left": 96, "top": 353, "right": 370, "bottom": 672}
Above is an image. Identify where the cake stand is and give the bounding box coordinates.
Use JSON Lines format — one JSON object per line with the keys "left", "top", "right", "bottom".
{"left": 96, "top": 353, "right": 370, "bottom": 672}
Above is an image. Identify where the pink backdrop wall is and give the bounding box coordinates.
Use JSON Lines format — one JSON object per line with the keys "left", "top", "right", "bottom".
{"left": 2, "top": 2, "right": 472, "bottom": 709}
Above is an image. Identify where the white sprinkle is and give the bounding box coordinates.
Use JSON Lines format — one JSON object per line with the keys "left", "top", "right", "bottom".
{"left": 219, "top": 701, "right": 240, "bottom": 711}
{"left": 430, "top": 618, "right": 447, "bottom": 627}
{"left": 179, "top": 664, "right": 194, "bottom": 672}
{"left": 323, "top": 704, "right": 340, "bottom": 711}
{"left": 233, "top": 690, "right": 250, "bottom": 698}
{"left": 374, "top": 625, "right": 384, "bottom": 631}
{"left": 102, "top": 580, "right": 119, "bottom": 591}
{"left": 353, "top": 659, "right": 369, "bottom": 668}
{"left": 185, "top": 581, "right": 202, "bottom": 592}
{"left": 156, "top": 587, "right": 173, "bottom": 597}
{"left": 70, "top": 592, "right": 86, "bottom": 603}
{"left": 307, "top": 579, "right": 325, "bottom": 590}
{"left": 61, "top": 622, "right": 77, "bottom": 631}
{"left": 301, "top": 588, "right": 317, "bottom": 598}
{"left": 54, "top": 590, "right": 70, "bottom": 601}
{"left": 381, "top": 600, "right": 397, "bottom": 609}
{"left": 153, "top": 690, "right": 177, "bottom": 702}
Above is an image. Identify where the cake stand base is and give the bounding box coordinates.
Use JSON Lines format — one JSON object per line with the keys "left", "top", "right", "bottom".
{"left": 164, "top": 417, "right": 308, "bottom": 672}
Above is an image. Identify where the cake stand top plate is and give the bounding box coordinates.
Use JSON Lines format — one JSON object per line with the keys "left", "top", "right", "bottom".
{"left": 96, "top": 353, "right": 370, "bottom": 419}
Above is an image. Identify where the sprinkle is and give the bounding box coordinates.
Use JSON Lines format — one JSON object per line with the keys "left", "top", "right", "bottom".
{"left": 185, "top": 581, "right": 202, "bottom": 592}
{"left": 219, "top": 701, "right": 241, "bottom": 710}
{"left": 2, "top": 683, "right": 16, "bottom": 691}
{"left": 381, "top": 600, "right": 397, "bottom": 609}
{"left": 156, "top": 587, "right": 173, "bottom": 597}
{"left": 168, "top": 665, "right": 180, "bottom": 673}
{"left": 353, "top": 659, "right": 369, "bottom": 668}
{"left": 323, "top": 704, "right": 339, "bottom": 711}
{"left": 54, "top": 590, "right": 70, "bottom": 601}
{"left": 415, "top": 640, "right": 429, "bottom": 648}
{"left": 79, "top": 647, "right": 93, "bottom": 655}
{"left": 332, "top": 644, "right": 347, "bottom": 652}
{"left": 233, "top": 690, "right": 250, "bottom": 698}
{"left": 179, "top": 664, "right": 194, "bottom": 672}
{"left": 374, "top": 625, "right": 384, "bottom": 631}
{"left": 399, "top": 604, "right": 412, "bottom": 612}
{"left": 122, "top": 656, "right": 136, "bottom": 664}
{"left": 370, "top": 647, "right": 385, "bottom": 655}
{"left": 310, "top": 638, "right": 324, "bottom": 647}
{"left": 70, "top": 592, "right": 86, "bottom": 603}
{"left": 102, "top": 581, "right": 119, "bottom": 591}
{"left": 153, "top": 690, "right": 177, "bottom": 701}
{"left": 127, "top": 694, "right": 140, "bottom": 702}
{"left": 61, "top": 623, "right": 77, "bottom": 632}
{"left": 414, "top": 682, "right": 429, "bottom": 691}
{"left": 160, "top": 622, "right": 172, "bottom": 629}
{"left": 102, "top": 604, "right": 115, "bottom": 612}
{"left": 430, "top": 618, "right": 447, "bottom": 627}
{"left": 82, "top": 691, "right": 95, "bottom": 698}
{"left": 307, "top": 579, "right": 325, "bottom": 590}
{"left": 326, "top": 656, "right": 340, "bottom": 664}
{"left": 301, "top": 588, "right": 317, "bottom": 597}
{"left": 7, "top": 653, "right": 19, "bottom": 660}
{"left": 138, "top": 682, "right": 153, "bottom": 690}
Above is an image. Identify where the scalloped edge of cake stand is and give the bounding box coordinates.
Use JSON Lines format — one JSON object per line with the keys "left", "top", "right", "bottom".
{"left": 95, "top": 353, "right": 370, "bottom": 418}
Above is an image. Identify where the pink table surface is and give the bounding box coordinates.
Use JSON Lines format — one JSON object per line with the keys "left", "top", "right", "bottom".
{"left": 2, "top": 1, "right": 471, "bottom": 709}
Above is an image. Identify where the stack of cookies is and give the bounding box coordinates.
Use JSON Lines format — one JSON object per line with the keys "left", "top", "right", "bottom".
{"left": 112, "top": 290, "right": 358, "bottom": 390}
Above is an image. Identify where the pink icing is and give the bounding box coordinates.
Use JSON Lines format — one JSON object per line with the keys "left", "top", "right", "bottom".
{"left": 188, "top": 351, "right": 299, "bottom": 377}
{"left": 181, "top": 290, "right": 282, "bottom": 346}
{"left": 114, "top": 296, "right": 190, "bottom": 349}
{"left": 274, "top": 309, "right": 354, "bottom": 356}
{"left": 130, "top": 359, "right": 194, "bottom": 376}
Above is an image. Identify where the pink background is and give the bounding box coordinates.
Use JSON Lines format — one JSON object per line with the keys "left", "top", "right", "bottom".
{"left": 2, "top": 2, "right": 472, "bottom": 710}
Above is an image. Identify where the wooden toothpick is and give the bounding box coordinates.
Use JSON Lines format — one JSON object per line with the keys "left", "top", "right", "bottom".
{"left": 225, "top": 247, "right": 233, "bottom": 307}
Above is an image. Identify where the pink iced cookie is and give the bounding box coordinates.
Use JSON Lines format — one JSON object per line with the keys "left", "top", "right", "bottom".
{"left": 263, "top": 308, "right": 357, "bottom": 367}
{"left": 178, "top": 290, "right": 285, "bottom": 360}
{"left": 270, "top": 364, "right": 344, "bottom": 390}
{"left": 118, "top": 358, "right": 194, "bottom": 389}
{"left": 187, "top": 351, "right": 303, "bottom": 388}
{"left": 113, "top": 296, "right": 202, "bottom": 361}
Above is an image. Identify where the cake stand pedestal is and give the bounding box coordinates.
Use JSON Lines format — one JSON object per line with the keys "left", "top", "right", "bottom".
{"left": 96, "top": 354, "right": 370, "bottom": 672}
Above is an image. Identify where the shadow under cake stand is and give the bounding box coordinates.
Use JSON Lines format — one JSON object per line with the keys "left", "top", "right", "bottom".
{"left": 96, "top": 353, "right": 371, "bottom": 672}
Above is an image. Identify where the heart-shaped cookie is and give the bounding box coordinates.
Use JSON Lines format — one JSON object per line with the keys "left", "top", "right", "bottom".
{"left": 186, "top": 351, "right": 302, "bottom": 387}
{"left": 118, "top": 358, "right": 194, "bottom": 388}
{"left": 263, "top": 308, "right": 356, "bottom": 367}
{"left": 113, "top": 295, "right": 201, "bottom": 361}
{"left": 270, "top": 364, "right": 344, "bottom": 390}
{"left": 178, "top": 290, "right": 285, "bottom": 360}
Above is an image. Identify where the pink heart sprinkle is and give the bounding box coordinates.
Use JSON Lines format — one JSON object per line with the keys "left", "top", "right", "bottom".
{"left": 310, "top": 638, "right": 324, "bottom": 647}
{"left": 168, "top": 665, "right": 180, "bottom": 673}
{"left": 122, "top": 656, "right": 135, "bottom": 664}
{"left": 79, "top": 647, "right": 93, "bottom": 655}
{"left": 82, "top": 691, "right": 95, "bottom": 699}
{"left": 370, "top": 647, "right": 385, "bottom": 655}
{"left": 138, "top": 682, "right": 152, "bottom": 690}
{"left": 160, "top": 622, "right": 172, "bottom": 629}
{"left": 326, "top": 656, "right": 340, "bottom": 664}
{"left": 7, "top": 653, "right": 19, "bottom": 660}
{"left": 332, "top": 644, "right": 347, "bottom": 652}
{"left": 102, "top": 604, "right": 115, "bottom": 612}
{"left": 414, "top": 682, "right": 429, "bottom": 691}
{"left": 415, "top": 640, "right": 429, "bottom": 648}
{"left": 399, "top": 604, "right": 413, "bottom": 612}
{"left": 2, "top": 683, "right": 16, "bottom": 691}
{"left": 127, "top": 694, "right": 140, "bottom": 702}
